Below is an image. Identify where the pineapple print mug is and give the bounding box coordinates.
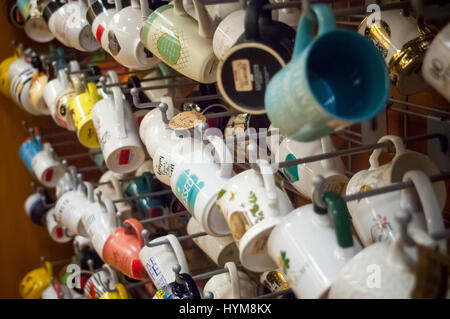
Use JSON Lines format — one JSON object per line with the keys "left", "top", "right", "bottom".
{"left": 216, "top": 156, "right": 293, "bottom": 273}
{"left": 140, "top": 0, "right": 218, "bottom": 83}
{"left": 70, "top": 82, "right": 102, "bottom": 149}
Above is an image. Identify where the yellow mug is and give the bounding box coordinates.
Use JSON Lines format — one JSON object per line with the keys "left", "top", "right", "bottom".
{"left": 70, "top": 82, "right": 101, "bottom": 148}
{"left": 0, "top": 46, "right": 22, "bottom": 97}
{"left": 19, "top": 261, "right": 53, "bottom": 299}
{"left": 99, "top": 284, "right": 129, "bottom": 299}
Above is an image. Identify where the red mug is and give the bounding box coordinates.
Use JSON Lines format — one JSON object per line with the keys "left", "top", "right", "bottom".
{"left": 102, "top": 218, "right": 147, "bottom": 280}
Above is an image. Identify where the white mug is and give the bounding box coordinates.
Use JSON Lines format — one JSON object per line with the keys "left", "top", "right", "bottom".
{"left": 55, "top": 182, "right": 90, "bottom": 236}
{"left": 92, "top": 71, "right": 146, "bottom": 174}
{"left": 106, "top": 0, "right": 161, "bottom": 70}
{"left": 171, "top": 135, "right": 234, "bottom": 236}
{"left": 87, "top": 0, "right": 117, "bottom": 51}
{"left": 84, "top": 264, "right": 119, "bottom": 299}
{"left": 139, "top": 234, "right": 190, "bottom": 290}
{"left": 273, "top": 133, "right": 348, "bottom": 200}
{"left": 346, "top": 135, "right": 446, "bottom": 246}
{"left": 203, "top": 262, "right": 257, "bottom": 299}
{"left": 31, "top": 143, "right": 65, "bottom": 188}
{"left": 216, "top": 157, "right": 294, "bottom": 272}
{"left": 81, "top": 189, "right": 118, "bottom": 258}
{"left": 187, "top": 217, "right": 239, "bottom": 266}
{"left": 51, "top": 0, "right": 100, "bottom": 52}
{"left": 140, "top": 0, "right": 218, "bottom": 83}
{"left": 328, "top": 204, "right": 442, "bottom": 299}
{"left": 46, "top": 207, "right": 73, "bottom": 243}
{"left": 422, "top": 23, "right": 450, "bottom": 102}
{"left": 267, "top": 192, "right": 362, "bottom": 299}
{"left": 212, "top": 9, "right": 246, "bottom": 60}
{"left": 95, "top": 170, "right": 132, "bottom": 219}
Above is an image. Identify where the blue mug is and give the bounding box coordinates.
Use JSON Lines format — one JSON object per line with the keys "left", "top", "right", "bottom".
{"left": 125, "top": 172, "right": 164, "bottom": 218}
{"left": 19, "top": 135, "right": 43, "bottom": 173}
{"left": 265, "top": 4, "right": 390, "bottom": 142}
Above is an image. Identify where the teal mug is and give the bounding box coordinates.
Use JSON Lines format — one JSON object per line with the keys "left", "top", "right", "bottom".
{"left": 265, "top": 4, "right": 390, "bottom": 142}
{"left": 125, "top": 172, "right": 164, "bottom": 218}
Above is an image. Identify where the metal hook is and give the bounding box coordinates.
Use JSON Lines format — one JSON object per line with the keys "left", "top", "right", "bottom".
{"left": 130, "top": 87, "right": 160, "bottom": 109}
{"left": 158, "top": 102, "right": 169, "bottom": 125}
{"left": 172, "top": 264, "right": 183, "bottom": 284}
{"left": 145, "top": 231, "right": 208, "bottom": 247}
{"left": 203, "top": 291, "right": 214, "bottom": 299}
{"left": 312, "top": 174, "right": 328, "bottom": 210}
{"left": 99, "top": 76, "right": 113, "bottom": 95}
{"left": 116, "top": 210, "right": 124, "bottom": 227}
{"left": 87, "top": 259, "right": 94, "bottom": 272}
{"left": 96, "top": 190, "right": 105, "bottom": 207}
{"left": 395, "top": 208, "right": 416, "bottom": 247}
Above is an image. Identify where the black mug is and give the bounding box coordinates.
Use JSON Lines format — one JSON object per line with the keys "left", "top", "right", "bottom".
{"left": 217, "top": 0, "right": 295, "bottom": 115}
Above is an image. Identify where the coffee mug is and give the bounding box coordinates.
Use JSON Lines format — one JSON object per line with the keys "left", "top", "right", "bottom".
{"left": 102, "top": 218, "right": 147, "bottom": 280}
{"left": 23, "top": 1, "right": 55, "bottom": 43}
{"left": 125, "top": 172, "right": 164, "bottom": 217}
{"left": 96, "top": 170, "right": 132, "bottom": 219}
{"left": 25, "top": 191, "right": 50, "bottom": 226}
{"left": 10, "top": 63, "right": 43, "bottom": 115}
{"left": 346, "top": 135, "right": 446, "bottom": 246}
{"left": 19, "top": 261, "right": 53, "bottom": 299}
{"left": 216, "top": 157, "right": 294, "bottom": 272}
{"left": 187, "top": 217, "right": 239, "bottom": 267}
{"left": 328, "top": 207, "right": 441, "bottom": 299}
{"left": 171, "top": 135, "right": 234, "bottom": 236}
{"left": 0, "top": 49, "right": 20, "bottom": 97}
{"left": 55, "top": 182, "right": 90, "bottom": 236}
{"left": 140, "top": 0, "right": 218, "bottom": 83}
{"left": 82, "top": 192, "right": 118, "bottom": 260}
{"left": 105, "top": 0, "right": 161, "bottom": 70}
{"left": 203, "top": 262, "right": 257, "bottom": 299}
{"left": 92, "top": 72, "right": 146, "bottom": 174}
{"left": 216, "top": 0, "right": 295, "bottom": 114}
{"left": 273, "top": 134, "right": 348, "bottom": 200}
{"left": 139, "top": 234, "right": 189, "bottom": 290}
{"left": 212, "top": 9, "right": 246, "bottom": 60}
{"left": 267, "top": 192, "right": 362, "bottom": 299}
{"left": 358, "top": 9, "right": 434, "bottom": 95}
{"left": 99, "top": 283, "right": 129, "bottom": 299}
{"left": 84, "top": 264, "right": 119, "bottom": 299}
{"left": 422, "top": 23, "right": 450, "bottom": 102}
{"left": 70, "top": 82, "right": 101, "bottom": 149}
{"left": 19, "top": 134, "right": 43, "bottom": 173}
{"left": 86, "top": 0, "right": 116, "bottom": 50}
{"left": 32, "top": 143, "right": 65, "bottom": 188}
{"left": 50, "top": 0, "right": 100, "bottom": 52}
{"left": 265, "top": 4, "right": 389, "bottom": 142}
{"left": 46, "top": 207, "right": 73, "bottom": 243}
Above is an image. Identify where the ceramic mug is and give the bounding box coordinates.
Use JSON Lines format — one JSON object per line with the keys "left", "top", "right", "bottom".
{"left": 46, "top": 207, "right": 73, "bottom": 243}
{"left": 28, "top": 55, "right": 50, "bottom": 114}
{"left": 171, "top": 135, "right": 234, "bottom": 236}
{"left": 55, "top": 182, "right": 90, "bottom": 236}
{"left": 82, "top": 193, "right": 118, "bottom": 259}
{"left": 187, "top": 217, "right": 239, "bottom": 266}
{"left": 140, "top": 0, "right": 218, "bottom": 83}
{"left": 105, "top": 0, "right": 161, "bottom": 70}
{"left": 328, "top": 204, "right": 442, "bottom": 299}
{"left": 99, "top": 283, "right": 129, "bottom": 299}
{"left": 84, "top": 264, "right": 119, "bottom": 299}
{"left": 31, "top": 143, "right": 65, "bottom": 188}
{"left": 0, "top": 49, "right": 21, "bottom": 97}
{"left": 96, "top": 170, "right": 132, "bottom": 219}
{"left": 19, "top": 135, "right": 43, "bottom": 173}
{"left": 358, "top": 9, "right": 434, "bottom": 95}
{"left": 346, "top": 135, "right": 446, "bottom": 246}
{"left": 216, "top": 0, "right": 295, "bottom": 114}
{"left": 23, "top": 0, "right": 55, "bottom": 43}
{"left": 50, "top": 0, "right": 100, "bottom": 52}
{"left": 265, "top": 4, "right": 389, "bottom": 142}
{"left": 139, "top": 234, "right": 190, "bottom": 290}
{"left": 203, "top": 262, "right": 257, "bottom": 299}
{"left": 274, "top": 134, "right": 348, "bottom": 200}
{"left": 19, "top": 261, "right": 53, "bottom": 299}
{"left": 267, "top": 192, "right": 362, "bottom": 299}
{"left": 10, "top": 64, "right": 43, "bottom": 115}
{"left": 102, "top": 218, "right": 147, "bottom": 280}
{"left": 70, "top": 82, "right": 102, "bottom": 149}
{"left": 86, "top": 0, "right": 116, "bottom": 50}
{"left": 25, "top": 191, "right": 50, "bottom": 226}
{"left": 212, "top": 9, "right": 246, "bottom": 60}
{"left": 216, "top": 158, "right": 294, "bottom": 272}
{"left": 422, "top": 23, "right": 450, "bottom": 102}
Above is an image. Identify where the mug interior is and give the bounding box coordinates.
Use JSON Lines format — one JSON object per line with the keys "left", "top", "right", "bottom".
{"left": 305, "top": 30, "right": 389, "bottom": 122}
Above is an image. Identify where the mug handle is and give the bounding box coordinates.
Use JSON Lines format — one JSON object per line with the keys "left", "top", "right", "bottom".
{"left": 225, "top": 262, "right": 241, "bottom": 299}
{"left": 70, "top": 74, "right": 84, "bottom": 95}
{"left": 401, "top": 170, "right": 446, "bottom": 250}
{"left": 142, "top": 172, "right": 154, "bottom": 192}
{"left": 57, "top": 69, "right": 69, "bottom": 87}
{"left": 102, "top": 264, "right": 119, "bottom": 287}
{"left": 86, "top": 82, "right": 99, "bottom": 102}
{"left": 115, "top": 0, "right": 123, "bottom": 11}
{"left": 293, "top": 4, "right": 336, "bottom": 57}
{"left": 123, "top": 218, "right": 145, "bottom": 247}
{"left": 173, "top": 0, "right": 188, "bottom": 16}
{"left": 368, "top": 135, "right": 406, "bottom": 170}
{"left": 244, "top": 0, "right": 265, "bottom": 41}
{"left": 206, "top": 135, "right": 234, "bottom": 178}
{"left": 165, "top": 234, "right": 190, "bottom": 274}
{"left": 192, "top": 0, "right": 214, "bottom": 38}
{"left": 109, "top": 176, "right": 123, "bottom": 200}
{"left": 256, "top": 158, "right": 279, "bottom": 217}
{"left": 322, "top": 192, "right": 354, "bottom": 248}
{"left": 104, "top": 198, "right": 118, "bottom": 230}
{"left": 114, "top": 283, "right": 128, "bottom": 299}
{"left": 111, "top": 84, "right": 127, "bottom": 139}
{"left": 131, "top": 0, "right": 140, "bottom": 9}
{"left": 84, "top": 182, "right": 95, "bottom": 203}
